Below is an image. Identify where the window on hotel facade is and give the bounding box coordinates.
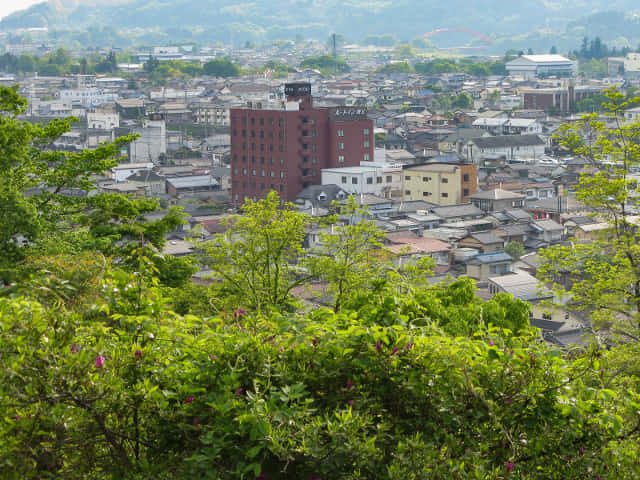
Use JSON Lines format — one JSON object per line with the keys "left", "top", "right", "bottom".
{"left": 338, "top": 129, "right": 344, "bottom": 137}
{"left": 352, "top": 177, "right": 358, "bottom": 184}
{"left": 364, "top": 128, "right": 370, "bottom": 135}
{"left": 366, "top": 177, "right": 373, "bottom": 184}
{"left": 442, "top": 178, "right": 449, "bottom": 183}
{"left": 339, "top": 142, "right": 345, "bottom": 150}
{"left": 364, "top": 140, "right": 369, "bottom": 148}
{"left": 386, "top": 176, "right": 392, "bottom": 183}
{"left": 405, "top": 176, "right": 411, "bottom": 181}
{"left": 341, "top": 176, "right": 347, "bottom": 184}
{"left": 463, "top": 174, "right": 470, "bottom": 182}
{"left": 442, "top": 192, "right": 449, "bottom": 197}
{"left": 364, "top": 153, "right": 370, "bottom": 161}
{"left": 376, "top": 177, "right": 382, "bottom": 184}
{"left": 338, "top": 155, "right": 345, "bottom": 163}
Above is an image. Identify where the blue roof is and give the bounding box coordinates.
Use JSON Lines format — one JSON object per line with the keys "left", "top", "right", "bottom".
{"left": 466, "top": 251, "right": 512, "bottom": 265}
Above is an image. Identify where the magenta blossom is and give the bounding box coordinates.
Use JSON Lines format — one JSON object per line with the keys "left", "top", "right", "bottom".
{"left": 488, "top": 340, "right": 495, "bottom": 346}
{"left": 184, "top": 396, "right": 195, "bottom": 404}
{"left": 94, "top": 355, "right": 105, "bottom": 368}
{"left": 346, "top": 380, "right": 354, "bottom": 390}
{"left": 375, "top": 341, "right": 382, "bottom": 353}
{"left": 134, "top": 349, "right": 143, "bottom": 359}
{"left": 312, "top": 338, "right": 318, "bottom": 347}
{"left": 234, "top": 308, "right": 246, "bottom": 318}
{"left": 347, "top": 400, "right": 354, "bottom": 407}
{"left": 14, "top": 414, "right": 21, "bottom": 421}
{"left": 406, "top": 342, "right": 414, "bottom": 351}
{"left": 391, "top": 346, "right": 399, "bottom": 355}
{"left": 235, "top": 387, "right": 244, "bottom": 397}
{"left": 70, "top": 344, "right": 79, "bottom": 354}
{"left": 506, "top": 462, "right": 515, "bottom": 474}
{"left": 193, "top": 417, "right": 199, "bottom": 426}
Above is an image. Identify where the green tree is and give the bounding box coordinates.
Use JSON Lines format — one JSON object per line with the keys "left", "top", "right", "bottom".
{"left": 452, "top": 92, "right": 473, "bottom": 109}
{"left": 539, "top": 88, "right": 640, "bottom": 340}
{"left": 504, "top": 241, "right": 524, "bottom": 260}
{"left": 376, "top": 62, "right": 413, "bottom": 74}
{"left": 201, "top": 191, "right": 313, "bottom": 312}
{"left": 307, "top": 198, "right": 387, "bottom": 312}
{"left": 202, "top": 58, "right": 241, "bottom": 77}
{"left": 299, "top": 55, "right": 350, "bottom": 75}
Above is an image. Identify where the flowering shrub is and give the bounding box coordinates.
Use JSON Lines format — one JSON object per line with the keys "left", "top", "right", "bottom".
{"left": 1, "top": 271, "right": 640, "bottom": 479}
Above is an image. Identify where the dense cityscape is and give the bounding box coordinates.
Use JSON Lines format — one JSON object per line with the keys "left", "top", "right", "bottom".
{"left": 2, "top": 1, "right": 640, "bottom": 478}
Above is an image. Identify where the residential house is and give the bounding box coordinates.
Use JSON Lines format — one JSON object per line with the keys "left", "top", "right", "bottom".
{"left": 125, "top": 170, "right": 166, "bottom": 194}
{"left": 529, "top": 219, "right": 564, "bottom": 245}
{"left": 166, "top": 175, "right": 219, "bottom": 196}
{"left": 465, "top": 251, "right": 513, "bottom": 282}
{"left": 469, "top": 188, "right": 526, "bottom": 212}
{"left": 384, "top": 230, "right": 451, "bottom": 266}
{"left": 467, "top": 135, "right": 546, "bottom": 163}
{"left": 458, "top": 231, "right": 505, "bottom": 253}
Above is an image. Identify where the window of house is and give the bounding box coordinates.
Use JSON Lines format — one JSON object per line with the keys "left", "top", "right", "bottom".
{"left": 352, "top": 177, "right": 358, "bottom": 184}
{"left": 338, "top": 155, "right": 345, "bottom": 163}
{"left": 338, "top": 129, "right": 344, "bottom": 137}
{"left": 364, "top": 153, "right": 370, "bottom": 161}
{"left": 280, "top": 171, "right": 285, "bottom": 178}
{"left": 261, "top": 170, "right": 265, "bottom": 176}
{"left": 341, "top": 176, "right": 347, "bottom": 184}
{"left": 405, "top": 190, "right": 411, "bottom": 195}
{"left": 363, "top": 128, "right": 370, "bottom": 135}
{"left": 366, "top": 177, "right": 373, "bottom": 184}
{"left": 252, "top": 169, "right": 256, "bottom": 176}
{"left": 422, "top": 176, "right": 431, "bottom": 182}
{"left": 312, "top": 144, "right": 317, "bottom": 152}
{"left": 442, "top": 178, "right": 449, "bottom": 183}
{"left": 442, "top": 192, "right": 449, "bottom": 197}
{"left": 376, "top": 177, "right": 382, "bottom": 184}
{"left": 339, "top": 142, "right": 345, "bottom": 150}
{"left": 463, "top": 188, "right": 469, "bottom": 196}
{"left": 364, "top": 140, "right": 370, "bottom": 148}
{"left": 386, "top": 176, "right": 392, "bottom": 183}
{"left": 270, "top": 171, "right": 275, "bottom": 177}
{"left": 463, "top": 174, "right": 470, "bottom": 182}
{"left": 423, "top": 192, "right": 431, "bottom": 197}
{"left": 242, "top": 168, "right": 247, "bottom": 175}
{"left": 405, "top": 176, "right": 411, "bottom": 181}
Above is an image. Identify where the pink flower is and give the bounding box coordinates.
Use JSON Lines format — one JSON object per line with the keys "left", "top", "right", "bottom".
{"left": 134, "top": 349, "right": 143, "bottom": 359}
{"left": 579, "top": 447, "right": 584, "bottom": 456}
{"left": 346, "top": 380, "right": 354, "bottom": 390}
{"left": 14, "top": 414, "right": 21, "bottom": 421}
{"left": 505, "top": 397, "right": 512, "bottom": 405}
{"left": 312, "top": 338, "right": 318, "bottom": 347}
{"left": 488, "top": 340, "right": 495, "bottom": 346}
{"left": 94, "top": 355, "right": 105, "bottom": 368}
{"left": 391, "top": 347, "right": 399, "bottom": 355}
{"left": 375, "top": 341, "right": 382, "bottom": 353}
{"left": 347, "top": 400, "right": 354, "bottom": 407}
{"left": 184, "top": 396, "right": 195, "bottom": 404}
{"left": 506, "top": 462, "right": 514, "bottom": 474}
{"left": 193, "top": 417, "right": 199, "bottom": 426}
{"left": 70, "top": 344, "right": 79, "bottom": 354}
{"left": 406, "top": 342, "right": 414, "bottom": 351}
{"left": 235, "top": 388, "right": 243, "bottom": 397}
{"left": 234, "top": 308, "right": 246, "bottom": 318}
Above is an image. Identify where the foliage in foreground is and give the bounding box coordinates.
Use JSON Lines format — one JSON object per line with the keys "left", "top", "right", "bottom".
{"left": 1, "top": 262, "right": 640, "bottom": 479}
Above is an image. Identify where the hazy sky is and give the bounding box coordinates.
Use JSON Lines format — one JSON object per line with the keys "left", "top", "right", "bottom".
{"left": 0, "top": 0, "right": 43, "bottom": 20}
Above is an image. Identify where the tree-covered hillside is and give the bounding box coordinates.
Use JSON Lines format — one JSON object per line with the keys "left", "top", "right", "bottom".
{"left": 2, "top": 0, "right": 640, "bottom": 49}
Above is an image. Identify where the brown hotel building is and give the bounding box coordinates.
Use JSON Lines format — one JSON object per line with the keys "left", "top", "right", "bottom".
{"left": 230, "top": 83, "right": 374, "bottom": 205}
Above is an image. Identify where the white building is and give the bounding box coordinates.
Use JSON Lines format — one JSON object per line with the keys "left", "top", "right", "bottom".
{"left": 57, "top": 88, "right": 118, "bottom": 108}
{"left": 110, "top": 162, "right": 155, "bottom": 182}
{"left": 506, "top": 55, "right": 577, "bottom": 79}
{"left": 321, "top": 164, "right": 400, "bottom": 198}
{"left": 87, "top": 112, "right": 119, "bottom": 130}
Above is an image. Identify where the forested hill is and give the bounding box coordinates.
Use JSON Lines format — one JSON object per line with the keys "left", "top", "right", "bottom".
{"left": 2, "top": 0, "right": 640, "bottom": 46}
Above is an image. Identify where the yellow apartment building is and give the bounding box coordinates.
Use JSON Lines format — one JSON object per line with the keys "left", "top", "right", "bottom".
{"left": 401, "top": 162, "right": 477, "bottom": 205}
